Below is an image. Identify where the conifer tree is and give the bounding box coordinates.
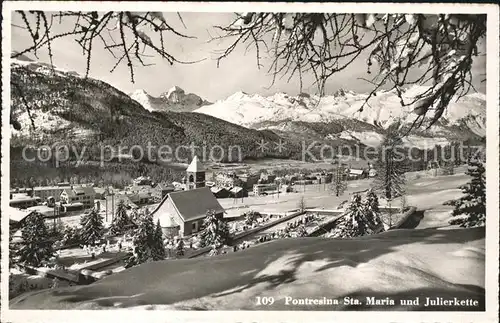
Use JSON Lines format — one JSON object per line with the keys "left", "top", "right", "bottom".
{"left": 373, "top": 126, "right": 407, "bottom": 201}
{"left": 200, "top": 210, "right": 231, "bottom": 251}
{"left": 110, "top": 200, "right": 130, "bottom": 235}
{"left": 363, "top": 189, "right": 383, "bottom": 231}
{"left": 130, "top": 213, "right": 156, "bottom": 265}
{"left": 152, "top": 219, "right": 166, "bottom": 261}
{"left": 17, "top": 212, "right": 54, "bottom": 267}
{"left": 80, "top": 208, "right": 104, "bottom": 246}
{"left": 61, "top": 226, "right": 82, "bottom": 245}
{"left": 175, "top": 239, "right": 185, "bottom": 258}
{"left": 445, "top": 160, "right": 486, "bottom": 227}
{"left": 330, "top": 167, "right": 347, "bottom": 197}
{"left": 332, "top": 194, "right": 373, "bottom": 238}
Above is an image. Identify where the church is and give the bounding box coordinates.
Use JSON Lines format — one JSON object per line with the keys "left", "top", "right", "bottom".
{"left": 151, "top": 156, "right": 225, "bottom": 238}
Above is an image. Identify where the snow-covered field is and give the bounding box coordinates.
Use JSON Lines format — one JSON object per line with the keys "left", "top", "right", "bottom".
{"left": 10, "top": 226, "right": 485, "bottom": 310}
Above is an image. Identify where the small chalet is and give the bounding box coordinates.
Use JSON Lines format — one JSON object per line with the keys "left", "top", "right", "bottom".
{"left": 151, "top": 187, "right": 225, "bottom": 237}
{"left": 348, "top": 169, "right": 366, "bottom": 180}
{"left": 8, "top": 207, "right": 34, "bottom": 231}
{"left": 211, "top": 186, "right": 231, "bottom": 198}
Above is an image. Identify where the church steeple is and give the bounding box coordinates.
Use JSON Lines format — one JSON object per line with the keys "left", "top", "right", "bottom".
{"left": 186, "top": 156, "right": 205, "bottom": 190}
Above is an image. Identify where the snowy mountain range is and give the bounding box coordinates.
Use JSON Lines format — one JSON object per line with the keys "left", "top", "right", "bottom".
{"left": 193, "top": 87, "right": 486, "bottom": 148}
{"left": 129, "top": 87, "right": 211, "bottom": 112}
{"left": 10, "top": 51, "right": 485, "bottom": 156}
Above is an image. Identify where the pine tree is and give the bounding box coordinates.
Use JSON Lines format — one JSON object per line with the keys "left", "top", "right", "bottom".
{"left": 17, "top": 212, "right": 54, "bottom": 267}
{"left": 61, "top": 226, "right": 82, "bottom": 245}
{"left": 445, "top": 160, "right": 486, "bottom": 227}
{"left": 200, "top": 209, "right": 231, "bottom": 251}
{"left": 363, "top": 189, "right": 383, "bottom": 231}
{"left": 152, "top": 219, "right": 166, "bottom": 261}
{"left": 110, "top": 200, "right": 130, "bottom": 235}
{"left": 80, "top": 208, "right": 104, "bottom": 246}
{"left": 176, "top": 239, "right": 185, "bottom": 257}
{"left": 332, "top": 194, "right": 373, "bottom": 238}
{"left": 131, "top": 214, "right": 156, "bottom": 265}
{"left": 330, "top": 167, "right": 347, "bottom": 197}
{"left": 373, "top": 127, "right": 407, "bottom": 201}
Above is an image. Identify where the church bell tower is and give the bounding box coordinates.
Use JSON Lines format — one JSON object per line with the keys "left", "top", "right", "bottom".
{"left": 186, "top": 156, "right": 206, "bottom": 190}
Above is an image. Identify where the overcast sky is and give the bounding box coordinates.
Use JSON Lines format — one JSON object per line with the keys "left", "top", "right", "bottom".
{"left": 11, "top": 12, "right": 486, "bottom": 102}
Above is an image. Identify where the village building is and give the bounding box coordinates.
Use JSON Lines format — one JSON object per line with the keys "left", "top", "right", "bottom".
{"left": 211, "top": 186, "right": 231, "bottom": 198}
{"left": 348, "top": 169, "right": 367, "bottom": 180}
{"left": 238, "top": 173, "right": 260, "bottom": 190}
{"left": 259, "top": 173, "right": 276, "bottom": 184}
{"left": 26, "top": 205, "right": 60, "bottom": 218}
{"left": 151, "top": 157, "right": 225, "bottom": 237}
{"left": 127, "top": 191, "right": 152, "bottom": 205}
{"left": 152, "top": 187, "right": 225, "bottom": 237}
{"left": 126, "top": 184, "right": 153, "bottom": 194}
{"left": 10, "top": 187, "right": 29, "bottom": 195}
{"left": 93, "top": 187, "right": 107, "bottom": 200}
{"left": 8, "top": 207, "right": 35, "bottom": 232}
{"left": 60, "top": 186, "right": 96, "bottom": 209}
{"left": 59, "top": 202, "right": 84, "bottom": 213}
{"left": 9, "top": 193, "right": 41, "bottom": 209}
{"left": 32, "top": 185, "right": 71, "bottom": 202}
{"left": 230, "top": 186, "right": 248, "bottom": 198}
{"left": 253, "top": 183, "right": 279, "bottom": 195}
{"left": 153, "top": 183, "right": 175, "bottom": 200}
{"left": 132, "top": 176, "right": 153, "bottom": 186}
{"left": 214, "top": 172, "right": 243, "bottom": 188}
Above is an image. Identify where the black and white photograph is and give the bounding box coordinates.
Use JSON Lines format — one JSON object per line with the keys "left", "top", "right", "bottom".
{"left": 1, "top": 1, "right": 499, "bottom": 321}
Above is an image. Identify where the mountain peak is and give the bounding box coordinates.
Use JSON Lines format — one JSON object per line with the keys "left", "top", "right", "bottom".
{"left": 131, "top": 89, "right": 151, "bottom": 97}
{"left": 130, "top": 86, "right": 210, "bottom": 112}
{"left": 168, "top": 85, "right": 184, "bottom": 93}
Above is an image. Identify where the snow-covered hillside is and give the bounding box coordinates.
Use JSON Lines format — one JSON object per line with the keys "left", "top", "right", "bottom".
{"left": 129, "top": 86, "right": 211, "bottom": 112}
{"left": 195, "top": 86, "right": 486, "bottom": 139}
{"left": 10, "top": 226, "right": 485, "bottom": 310}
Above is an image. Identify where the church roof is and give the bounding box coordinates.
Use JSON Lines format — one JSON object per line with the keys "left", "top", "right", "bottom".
{"left": 186, "top": 156, "right": 205, "bottom": 173}
{"left": 151, "top": 187, "right": 224, "bottom": 223}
